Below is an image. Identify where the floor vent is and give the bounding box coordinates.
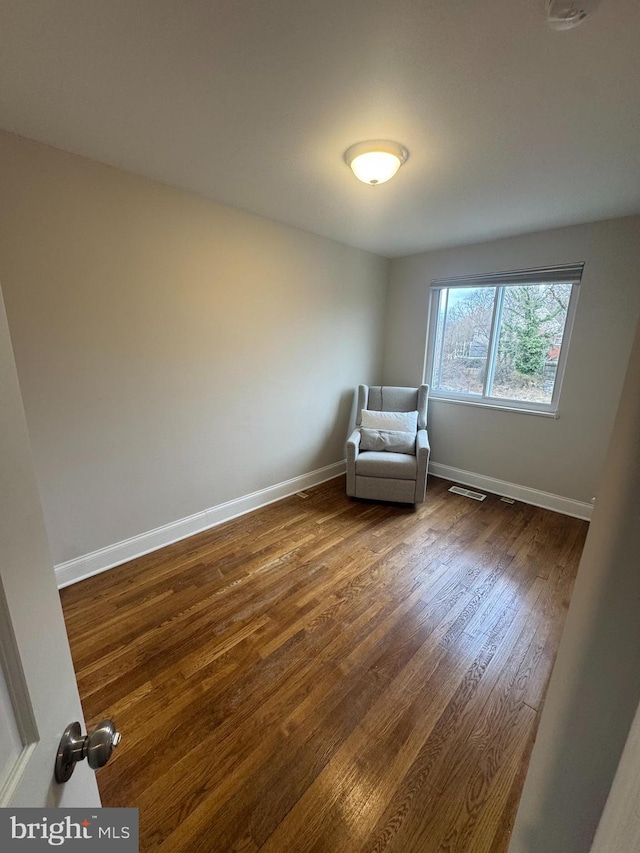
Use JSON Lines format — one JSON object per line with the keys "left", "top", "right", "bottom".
{"left": 449, "top": 485, "right": 486, "bottom": 501}
{"left": 296, "top": 491, "right": 310, "bottom": 499}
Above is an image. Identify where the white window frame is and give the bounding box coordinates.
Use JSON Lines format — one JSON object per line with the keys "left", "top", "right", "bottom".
{"left": 424, "top": 264, "right": 583, "bottom": 416}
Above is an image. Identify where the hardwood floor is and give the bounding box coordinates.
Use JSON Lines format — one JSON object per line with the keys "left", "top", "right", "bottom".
{"left": 60, "top": 475, "right": 587, "bottom": 852}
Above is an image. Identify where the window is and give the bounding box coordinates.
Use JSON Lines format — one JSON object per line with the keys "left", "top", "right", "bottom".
{"left": 425, "top": 264, "right": 583, "bottom": 414}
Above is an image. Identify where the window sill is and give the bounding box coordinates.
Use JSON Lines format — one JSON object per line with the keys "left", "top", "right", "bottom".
{"left": 429, "top": 396, "right": 559, "bottom": 418}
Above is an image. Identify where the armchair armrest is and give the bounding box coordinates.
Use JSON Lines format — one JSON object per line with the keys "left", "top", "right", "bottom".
{"left": 416, "top": 428, "right": 430, "bottom": 457}
{"left": 415, "top": 428, "right": 430, "bottom": 503}
{"left": 347, "top": 427, "right": 361, "bottom": 455}
{"left": 346, "top": 428, "right": 361, "bottom": 496}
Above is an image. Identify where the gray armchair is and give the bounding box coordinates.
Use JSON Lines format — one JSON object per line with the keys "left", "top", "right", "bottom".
{"left": 346, "top": 384, "right": 430, "bottom": 505}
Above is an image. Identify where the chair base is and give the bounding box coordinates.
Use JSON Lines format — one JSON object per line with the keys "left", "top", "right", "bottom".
{"left": 351, "top": 475, "right": 420, "bottom": 505}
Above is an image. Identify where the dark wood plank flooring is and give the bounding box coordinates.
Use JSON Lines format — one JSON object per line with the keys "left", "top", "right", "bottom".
{"left": 60, "top": 475, "right": 587, "bottom": 852}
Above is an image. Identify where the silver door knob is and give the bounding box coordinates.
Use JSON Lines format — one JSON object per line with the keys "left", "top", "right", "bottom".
{"left": 55, "top": 719, "right": 121, "bottom": 783}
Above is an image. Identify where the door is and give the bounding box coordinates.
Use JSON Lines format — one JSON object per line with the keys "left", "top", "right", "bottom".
{"left": 0, "top": 285, "right": 101, "bottom": 807}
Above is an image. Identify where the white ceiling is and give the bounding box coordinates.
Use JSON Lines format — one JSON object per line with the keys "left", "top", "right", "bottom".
{"left": 1, "top": 0, "right": 639, "bottom": 257}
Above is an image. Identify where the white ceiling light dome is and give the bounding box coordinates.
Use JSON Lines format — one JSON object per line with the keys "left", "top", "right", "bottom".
{"left": 344, "top": 140, "right": 409, "bottom": 186}
{"left": 546, "top": 0, "right": 601, "bottom": 30}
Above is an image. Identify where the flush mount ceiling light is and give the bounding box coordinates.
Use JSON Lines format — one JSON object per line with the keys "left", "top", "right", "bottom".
{"left": 344, "top": 140, "right": 409, "bottom": 186}
{"left": 546, "top": 0, "right": 601, "bottom": 30}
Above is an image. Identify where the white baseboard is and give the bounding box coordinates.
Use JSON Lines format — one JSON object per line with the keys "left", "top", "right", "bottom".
{"left": 55, "top": 458, "right": 590, "bottom": 589}
{"left": 428, "top": 461, "right": 593, "bottom": 521}
{"left": 55, "top": 461, "right": 346, "bottom": 589}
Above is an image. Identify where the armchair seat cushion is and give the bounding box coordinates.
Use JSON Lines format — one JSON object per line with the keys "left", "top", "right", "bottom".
{"left": 355, "top": 450, "right": 417, "bottom": 480}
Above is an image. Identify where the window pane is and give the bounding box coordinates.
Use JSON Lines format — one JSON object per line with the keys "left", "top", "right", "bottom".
{"left": 491, "top": 283, "right": 572, "bottom": 404}
{"left": 431, "top": 286, "right": 496, "bottom": 396}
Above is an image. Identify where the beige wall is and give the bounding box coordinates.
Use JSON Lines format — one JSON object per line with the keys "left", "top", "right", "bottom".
{"left": 383, "top": 217, "right": 640, "bottom": 503}
{"left": 509, "top": 318, "right": 640, "bottom": 853}
{"left": 0, "top": 132, "right": 388, "bottom": 564}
